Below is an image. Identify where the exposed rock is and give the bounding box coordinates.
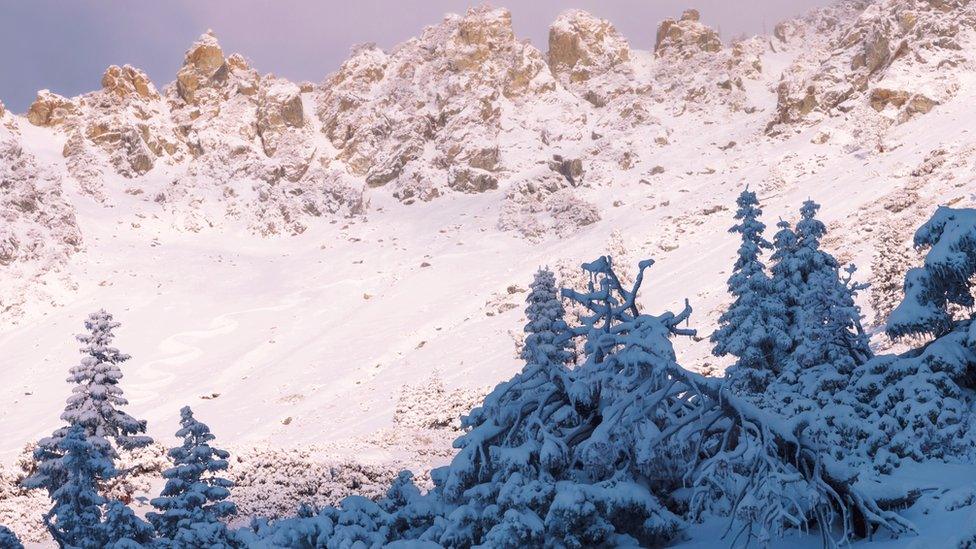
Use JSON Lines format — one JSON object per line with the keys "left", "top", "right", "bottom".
{"left": 548, "top": 10, "right": 630, "bottom": 85}
{"left": 176, "top": 30, "right": 227, "bottom": 105}
{"left": 655, "top": 9, "right": 723, "bottom": 56}
{"left": 869, "top": 87, "right": 938, "bottom": 119}
{"left": 449, "top": 166, "right": 498, "bottom": 193}
{"left": 26, "top": 90, "right": 77, "bottom": 127}
{"left": 257, "top": 78, "right": 304, "bottom": 156}
{"left": 101, "top": 65, "right": 159, "bottom": 100}
{"left": 768, "top": 0, "right": 970, "bottom": 131}
{"left": 548, "top": 155, "right": 584, "bottom": 186}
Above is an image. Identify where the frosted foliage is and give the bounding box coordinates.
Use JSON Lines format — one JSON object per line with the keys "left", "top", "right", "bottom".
{"left": 0, "top": 525, "right": 23, "bottom": 549}
{"left": 148, "top": 406, "right": 237, "bottom": 545}
{"left": 393, "top": 370, "right": 487, "bottom": 430}
{"left": 24, "top": 310, "right": 151, "bottom": 497}
{"left": 888, "top": 206, "right": 976, "bottom": 338}
{"left": 871, "top": 225, "right": 916, "bottom": 326}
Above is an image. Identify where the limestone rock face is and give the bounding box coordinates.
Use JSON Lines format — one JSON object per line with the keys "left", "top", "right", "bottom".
{"left": 655, "top": 9, "right": 723, "bottom": 56}
{"left": 101, "top": 65, "right": 159, "bottom": 100}
{"left": 176, "top": 30, "right": 227, "bottom": 105}
{"left": 316, "top": 5, "right": 560, "bottom": 201}
{"left": 257, "top": 78, "right": 305, "bottom": 156}
{"left": 26, "top": 90, "right": 77, "bottom": 127}
{"left": 768, "top": 0, "right": 973, "bottom": 132}
{"left": 548, "top": 10, "right": 630, "bottom": 86}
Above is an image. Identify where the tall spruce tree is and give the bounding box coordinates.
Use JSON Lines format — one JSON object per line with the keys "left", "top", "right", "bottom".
{"left": 24, "top": 310, "right": 152, "bottom": 496}
{"left": 711, "top": 189, "right": 790, "bottom": 393}
{"left": 767, "top": 201, "right": 872, "bottom": 417}
{"left": 148, "top": 406, "right": 237, "bottom": 547}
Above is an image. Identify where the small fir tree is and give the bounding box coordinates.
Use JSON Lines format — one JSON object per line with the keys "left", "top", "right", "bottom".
{"left": 148, "top": 406, "right": 237, "bottom": 546}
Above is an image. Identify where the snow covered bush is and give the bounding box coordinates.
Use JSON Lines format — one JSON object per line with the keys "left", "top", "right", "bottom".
{"left": 888, "top": 206, "right": 976, "bottom": 339}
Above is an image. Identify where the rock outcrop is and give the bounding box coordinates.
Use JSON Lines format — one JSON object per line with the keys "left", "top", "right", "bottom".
{"left": 655, "top": 9, "right": 723, "bottom": 56}
{"left": 26, "top": 90, "right": 77, "bottom": 127}
{"left": 768, "top": 0, "right": 973, "bottom": 132}
{"left": 548, "top": 10, "right": 631, "bottom": 86}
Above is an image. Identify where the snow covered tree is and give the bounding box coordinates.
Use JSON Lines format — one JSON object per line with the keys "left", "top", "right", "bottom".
{"left": 887, "top": 206, "right": 976, "bottom": 339}
{"left": 239, "top": 256, "right": 917, "bottom": 548}
{"left": 42, "top": 425, "right": 113, "bottom": 548}
{"left": 711, "top": 189, "right": 790, "bottom": 392}
{"left": 24, "top": 310, "right": 151, "bottom": 497}
{"left": 766, "top": 202, "right": 871, "bottom": 404}
{"left": 148, "top": 406, "right": 238, "bottom": 547}
{"left": 103, "top": 500, "right": 155, "bottom": 547}
{"left": 0, "top": 525, "right": 23, "bottom": 549}
{"left": 521, "top": 268, "right": 573, "bottom": 371}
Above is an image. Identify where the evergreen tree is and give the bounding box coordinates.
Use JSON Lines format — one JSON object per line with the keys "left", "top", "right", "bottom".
{"left": 444, "top": 267, "right": 577, "bottom": 503}
{"left": 148, "top": 406, "right": 238, "bottom": 547}
{"left": 521, "top": 268, "right": 573, "bottom": 371}
{"left": 103, "top": 500, "right": 155, "bottom": 547}
{"left": 42, "top": 425, "right": 113, "bottom": 548}
{"left": 0, "top": 525, "right": 23, "bottom": 549}
{"left": 887, "top": 206, "right": 976, "bottom": 338}
{"left": 711, "top": 189, "right": 790, "bottom": 393}
{"left": 24, "top": 310, "right": 151, "bottom": 496}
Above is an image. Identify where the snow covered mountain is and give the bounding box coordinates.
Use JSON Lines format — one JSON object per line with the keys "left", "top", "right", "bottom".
{"left": 3, "top": 0, "right": 976, "bottom": 543}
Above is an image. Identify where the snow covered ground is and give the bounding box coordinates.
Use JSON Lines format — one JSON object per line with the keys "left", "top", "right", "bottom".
{"left": 4, "top": 1, "right": 976, "bottom": 546}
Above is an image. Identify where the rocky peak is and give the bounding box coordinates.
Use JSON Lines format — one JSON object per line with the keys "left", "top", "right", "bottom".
{"left": 26, "top": 90, "right": 77, "bottom": 127}
{"left": 101, "top": 65, "right": 159, "bottom": 101}
{"left": 655, "top": 8, "right": 723, "bottom": 56}
{"left": 548, "top": 10, "right": 631, "bottom": 86}
{"left": 452, "top": 6, "right": 517, "bottom": 69}
{"left": 175, "top": 30, "right": 257, "bottom": 105}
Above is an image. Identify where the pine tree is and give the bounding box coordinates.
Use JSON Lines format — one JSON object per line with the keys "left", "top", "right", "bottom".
{"left": 42, "top": 425, "right": 113, "bottom": 548}
{"left": 24, "top": 310, "right": 152, "bottom": 496}
{"left": 711, "top": 189, "right": 790, "bottom": 393}
{"left": 0, "top": 525, "right": 23, "bottom": 549}
{"left": 148, "top": 406, "right": 237, "bottom": 547}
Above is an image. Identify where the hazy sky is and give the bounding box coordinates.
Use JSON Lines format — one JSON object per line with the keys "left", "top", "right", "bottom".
{"left": 0, "top": 1, "right": 831, "bottom": 113}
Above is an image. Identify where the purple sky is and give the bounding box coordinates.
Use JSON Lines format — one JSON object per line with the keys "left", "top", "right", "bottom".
{"left": 0, "top": 0, "right": 832, "bottom": 113}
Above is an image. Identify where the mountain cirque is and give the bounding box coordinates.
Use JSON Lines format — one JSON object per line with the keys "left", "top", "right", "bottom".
{"left": 1, "top": 0, "right": 975, "bottom": 320}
